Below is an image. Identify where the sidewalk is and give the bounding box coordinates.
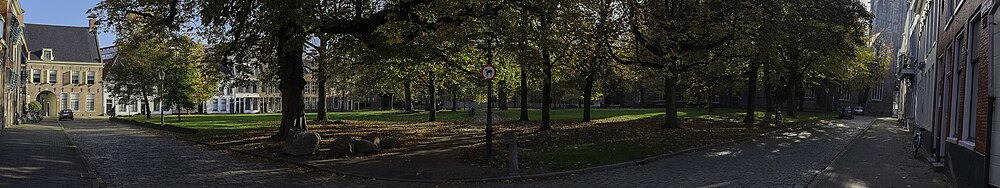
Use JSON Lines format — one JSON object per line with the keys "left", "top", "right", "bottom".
{"left": 0, "top": 121, "right": 97, "bottom": 187}
{"left": 809, "top": 118, "right": 951, "bottom": 188}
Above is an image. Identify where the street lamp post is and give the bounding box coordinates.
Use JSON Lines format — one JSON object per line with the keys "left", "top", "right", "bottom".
{"left": 482, "top": 3, "right": 500, "bottom": 159}
{"left": 159, "top": 70, "right": 165, "bottom": 126}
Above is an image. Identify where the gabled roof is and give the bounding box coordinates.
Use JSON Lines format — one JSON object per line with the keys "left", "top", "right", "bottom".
{"left": 24, "top": 23, "right": 101, "bottom": 63}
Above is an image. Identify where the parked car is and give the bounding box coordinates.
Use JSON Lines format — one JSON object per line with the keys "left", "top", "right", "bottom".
{"left": 853, "top": 106, "right": 865, "bottom": 115}
{"left": 58, "top": 109, "right": 74, "bottom": 121}
{"left": 838, "top": 106, "right": 855, "bottom": 119}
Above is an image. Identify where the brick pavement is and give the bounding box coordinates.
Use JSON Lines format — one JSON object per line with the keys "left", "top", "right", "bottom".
{"left": 59, "top": 116, "right": 880, "bottom": 187}
{"left": 0, "top": 120, "right": 96, "bottom": 187}
{"left": 61, "top": 118, "right": 436, "bottom": 188}
{"left": 808, "top": 118, "right": 952, "bottom": 188}
{"left": 467, "top": 116, "right": 876, "bottom": 187}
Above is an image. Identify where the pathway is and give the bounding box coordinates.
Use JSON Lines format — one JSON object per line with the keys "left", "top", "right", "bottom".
{"left": 53, "top": 116, "right": 941, "bottom": 187}
{"left": 809, "top": 118, "right": 951, "bottom": 188}
{"left": 0, "top": 120, "right": 96, "bottom": 187}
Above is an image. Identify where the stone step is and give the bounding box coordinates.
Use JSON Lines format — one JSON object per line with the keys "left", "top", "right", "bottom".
{"left": 930, "top": 162, "right": 945, "bottom": 172}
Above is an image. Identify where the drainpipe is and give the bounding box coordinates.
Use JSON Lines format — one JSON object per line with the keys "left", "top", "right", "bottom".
{"left": 986, "top": 97, "right": 995, "bottom": 187}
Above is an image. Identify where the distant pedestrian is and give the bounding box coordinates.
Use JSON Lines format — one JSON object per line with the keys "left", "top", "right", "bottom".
{"left": 774, "top": 109, "right": 784, "bottom": 126}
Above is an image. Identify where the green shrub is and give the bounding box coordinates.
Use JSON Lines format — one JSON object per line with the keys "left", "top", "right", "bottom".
{"left": 28, "top": 101, "right": 41, "bottom": 113}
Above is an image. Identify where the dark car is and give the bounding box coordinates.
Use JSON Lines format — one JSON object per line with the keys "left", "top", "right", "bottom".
{"left": 838, "top": 106, "right": 854, "bottom": 119}
{"left": 58, "top": 109, "right": 74, "bottom": 121}
{"left": 853, "top": 106, "right": 865, "bottom": 115}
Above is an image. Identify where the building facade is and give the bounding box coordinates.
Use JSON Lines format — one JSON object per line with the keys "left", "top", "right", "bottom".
{"left": 24, "top": 23, "right": 104, "bottom": 117}
{"left": 0, "top": 0, "right": 25, "bottom": 130}
{"left": 899, "top": 0, "right": 1000, "bottom": 186}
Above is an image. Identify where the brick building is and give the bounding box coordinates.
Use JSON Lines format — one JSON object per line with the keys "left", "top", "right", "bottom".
{"left": 23, "top": 23, "right": 104, "bottom": 117}
{"left": 900, "top": 0, "right": 998, "bottom": 186}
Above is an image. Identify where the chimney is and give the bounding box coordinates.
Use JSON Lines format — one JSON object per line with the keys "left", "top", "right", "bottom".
{"left": 88, "top": 18, "right": 97, "bottom": 33}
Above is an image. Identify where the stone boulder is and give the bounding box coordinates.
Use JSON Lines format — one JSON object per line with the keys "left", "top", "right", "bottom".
{"left": 329, "top": 135, "right": 355, "bottom": 155}
{"left": 379, "top": 138, "right": 403, "bottom": 149}
{"left": 353, "top": 140, "right": 380, "bottom": 154}
{"left": 362, "top": 133, "right": 381, "bottom": 146}
{"left": 283, "top": 129, "right": 321, "bottom": 156}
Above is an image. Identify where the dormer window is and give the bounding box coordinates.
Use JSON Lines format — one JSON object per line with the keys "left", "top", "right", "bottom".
{"left": 41, "top": 48, "right": 53, "bottom": 61}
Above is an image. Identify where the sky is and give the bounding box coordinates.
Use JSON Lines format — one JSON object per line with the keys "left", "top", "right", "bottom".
{"left": 21, "top": 0, "right": 116, "bottom": 47}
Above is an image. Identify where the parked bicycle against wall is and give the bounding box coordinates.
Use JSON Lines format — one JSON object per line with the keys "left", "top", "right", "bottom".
{"left": 22, "top": 110, "right": 41, "bottom": 123}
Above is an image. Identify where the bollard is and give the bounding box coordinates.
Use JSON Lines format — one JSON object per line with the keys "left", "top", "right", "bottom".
{"left": 502, "top": 131, "right": 520, "bottom": 175}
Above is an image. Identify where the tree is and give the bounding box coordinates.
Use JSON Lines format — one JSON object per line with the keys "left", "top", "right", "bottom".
{"left": 609, "top": 0, "right": 748, "bottom": 128}
{"left": 94, "top": 0, "right": 481, "bottom": 140}
{"left": 105, "top": 30, "right": 172, "bottom": 119}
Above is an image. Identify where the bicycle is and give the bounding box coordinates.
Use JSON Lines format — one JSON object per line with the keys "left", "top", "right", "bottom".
{"left": 22, "top": 111, "right": 41, "bottom": 123}
{"left": 913, "top": 129, "right": 922, "bottom": 159}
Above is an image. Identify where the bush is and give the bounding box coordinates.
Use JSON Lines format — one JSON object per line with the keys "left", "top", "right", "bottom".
{"left": 28, "top": 101, "right": 41, "bottom": 113}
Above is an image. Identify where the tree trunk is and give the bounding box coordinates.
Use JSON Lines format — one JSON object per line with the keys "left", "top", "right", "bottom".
{"left": 451, "top": 85, "right": 458, "bottom": 111}
{"left": 520, "top": 64, "right": 529, "bottom": 121}
{"left": 316, "top": 76, "right": 328, "bottom": 121}
{"left": 404, "top": 80, "right": 413, "bottom": 112}
{"left": 272, "top": 23, "right": 308, "bottom": 141}
{"left": 743, "top": 62, "right": 759, "bottom": 128}
{"left": 428, "top": 70, "right": 436, "bottom": 121}
{"left": 638, "top": 79, "right": 646, "bottom": 108}
{"left": 583, "top": 72, "right": 593, "bottom": 121}
{"left": 786, "top": 82, "right": 798, "bottom": 117}
{"left": 664, "top": 74, "right": 679, "bottom": 128}
{"left": 499, "top": 80, "right": 508, "bottom": 110}
{"left": 142, "top": 93, "right": 151, "bottom": 119}
{"left": 540, "top": 58, "right": 553, "bottom": 131}
{"left": 707, "top": 92, "right": 714, "bottom": 113}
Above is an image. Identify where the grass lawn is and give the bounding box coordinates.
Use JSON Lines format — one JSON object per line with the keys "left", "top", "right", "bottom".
{"left": 120, "top": 107, "right": 833, "bottom": 171}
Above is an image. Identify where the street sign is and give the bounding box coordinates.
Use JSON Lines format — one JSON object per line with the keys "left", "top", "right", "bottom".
{"left": 482, "top": 65, "right": 496, "bottom": 80}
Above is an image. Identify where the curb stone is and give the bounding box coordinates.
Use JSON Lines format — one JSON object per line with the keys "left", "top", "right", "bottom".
{"left": 55, "top": 120, "right": 103, "bottom": 188}
{"left": 804, "top": 118, "right": 877, "bottom": 186}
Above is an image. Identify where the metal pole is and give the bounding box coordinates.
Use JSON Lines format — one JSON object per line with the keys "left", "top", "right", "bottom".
{"left": 486, "top": 78, "right": 493, "bottom": 157}
{"left": 160, "top": 71, "right": 164, "bottom": 126}
{"left": 484, "top": 37, "right": 495, "bottom": 158}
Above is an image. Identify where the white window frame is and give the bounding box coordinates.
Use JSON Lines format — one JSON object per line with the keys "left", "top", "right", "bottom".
{"left": 86, "top": 71, "right": 95, "bottom": 85}
{"left": 86, "top": 93, "right": 95, "bottom": 112}
{"left": 31, "top": 69, "right": 39, "bottom": 83}
{"left": 41, "top": 48, "right": 53, "bottom": 61}
{"left": 71, "top": 93, "right": 80, "bottom": 111}
{"left": 70, "top": 71, "right": 80, "bottom": 84}
{"left": 60, "top": 93, "right": 68, "bottom": 110}
{"left": 48, "top": 70, "right": 56, "bottom": 84}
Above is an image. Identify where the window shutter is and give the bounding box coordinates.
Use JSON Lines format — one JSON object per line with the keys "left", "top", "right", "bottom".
{"left": 63, "top": 71, "right": 70, "bottom": 85}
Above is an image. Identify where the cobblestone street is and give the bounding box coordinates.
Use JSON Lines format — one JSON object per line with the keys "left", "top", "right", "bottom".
{"left": 0, "top": 121, "right": 95, "bottom": 187}
{"left": 470, "top": 117, "right": 878, "bottom": 187}
{"left": 809, "top": 119, "right": 951, "bottom": 188}
{"left": 60, "top": 118, "right": 431, "bottom": 187}
{"left": 17, "top": 116, "right": 947, "bottom": 187}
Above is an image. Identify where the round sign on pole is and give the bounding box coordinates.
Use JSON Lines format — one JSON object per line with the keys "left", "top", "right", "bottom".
{"left": 482, "top": 65, "right": 496, "bottom": 80}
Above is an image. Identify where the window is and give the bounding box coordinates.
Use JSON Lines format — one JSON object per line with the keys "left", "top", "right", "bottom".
{"left": 221, "top": 99, "right": 228, "bottom": 111}
{"left": 212, "top": 99, "right": 219, "bottom": 111}
{"left": 60, "top": 93, "right": 68, "bottom": 110}
{"left": 71, "top": 93, "right": 80, "bottom": 111}
{"left": 804, "top": 90, "right": 816, "bottom": 99}
{"left": 128, "top": 102, "right": 137, "bottom": 112}
{"left": 41, "top": 49, "right": 53, "bottom": 61}
{"left": 31, "top": 69, "right": 39, "bottom": 83}
{"left": 871, "top": 83, "right": 883, "bottom": 101}
{"left": 86, "top": 93, "right": 95, "bottom": 112}
{"left": 48, "top": 70, "right": 56, "bottom": 84}
{"left": 71, "top": 71, "right": 80, "bottom": 84}
{"left": 86, "top": 71, "right": 95, "bottom": 84}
